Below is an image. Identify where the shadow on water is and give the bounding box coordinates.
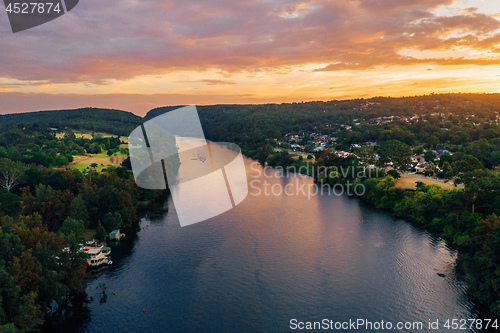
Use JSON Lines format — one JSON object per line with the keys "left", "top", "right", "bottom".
{"left": 40, "top": 209, "right": 156, "bottom": 333}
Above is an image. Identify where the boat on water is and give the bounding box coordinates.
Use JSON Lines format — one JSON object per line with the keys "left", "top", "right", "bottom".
{"left": 80, "top": 241, "right": 113, "bottom": 268}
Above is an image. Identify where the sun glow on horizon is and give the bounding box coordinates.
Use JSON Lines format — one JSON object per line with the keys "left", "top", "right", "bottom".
{"left": 0, "top": 0, "right": 500, "bottom": 114}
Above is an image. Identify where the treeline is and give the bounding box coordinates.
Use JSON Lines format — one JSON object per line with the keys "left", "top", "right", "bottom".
{"left": 146, "top": 94, "right": 500, "bottom": 163}
{"left": 335, "top": 119, "right": 500, "bottom": 169}
{"left": 354, "top": 172, "right": 499, "bottom": 314}
{"left": 295, "top": 148, "right": 499, "bottom": 314}
{"left": 0, "top": 108, "right": 143, "bottom": 137}
{"left": 0, "top": 213, "right": 88, "bottom": 332}
{"left": 0, "top": 114, "right": 161, "bottom": 331}
{"left": 0, "top": 124, "right": 123, "bottom": 167}
{"left": 0, "top": 163, "right": 164, "bottom": 331}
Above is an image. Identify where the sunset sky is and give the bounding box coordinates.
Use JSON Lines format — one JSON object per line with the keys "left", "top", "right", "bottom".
{"left": 1, "top": 0, "right": 500, "bottom": 116}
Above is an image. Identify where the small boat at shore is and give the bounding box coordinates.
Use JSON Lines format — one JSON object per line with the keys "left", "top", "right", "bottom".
{"left": 80, "top": 241, "right": 112, "bottom": 268}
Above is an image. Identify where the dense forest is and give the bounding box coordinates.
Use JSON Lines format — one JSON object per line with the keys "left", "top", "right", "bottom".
{"left": 1, "top": 93, "right": 500, "bottom": 330}
{"left": 147, "top": 93, "right": 500, "bottom": 167}
{"left": 0, "top": 108, "right": 143, "bottom": 137}
{"left": 0, "top": 122, "right": 164, "bottom": 332}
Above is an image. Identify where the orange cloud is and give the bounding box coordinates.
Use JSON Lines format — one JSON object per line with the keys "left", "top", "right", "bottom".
{"left": 0, "top": 0, "right": 499, "bottom": 110}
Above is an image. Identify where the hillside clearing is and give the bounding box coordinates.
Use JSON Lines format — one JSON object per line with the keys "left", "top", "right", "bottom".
{"left": 69, "top": 152, "right": 127, "bottom": 171}
{"left": 395, "top": 174, "right": 456, "bottom": 190}
{"left": 56, "top": 131, "right": 128, "bottom": 143}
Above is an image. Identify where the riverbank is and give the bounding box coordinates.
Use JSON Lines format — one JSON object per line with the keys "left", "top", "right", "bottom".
{"left": 41, "top": 156, "right": 492, "bottom": 332}
{"left": 251, "top": 155, "right": 500, "bottom": 316}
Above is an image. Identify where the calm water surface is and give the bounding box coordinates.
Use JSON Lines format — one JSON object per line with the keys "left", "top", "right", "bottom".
{"left": 46, "top": 153, "right": 496, "bottom": 332}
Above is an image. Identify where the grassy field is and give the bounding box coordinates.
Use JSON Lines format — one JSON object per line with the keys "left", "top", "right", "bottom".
{"left": 56, "top": 131, "right": 128, "bottom": 143}
{"left": 274, "top": 148, "right": 316, "bottom": 163}
{"left": 69, "top": 152, "right": 128, "bottom": 172}
{"left": 395, "top": 174, "right": 456, "bottom": 190}
{"left": 54, "top": 129, "right": 130, "bottom": 171}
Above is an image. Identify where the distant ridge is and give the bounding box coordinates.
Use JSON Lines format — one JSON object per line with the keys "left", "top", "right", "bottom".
{"left": 3, "top": 93, "right": 500, "bottom": 137}
{"left": 0, "top": 107, "right": 144, "bottom": 136}
{"left": 144, "top": 94, "right": 500, "bottom": 143}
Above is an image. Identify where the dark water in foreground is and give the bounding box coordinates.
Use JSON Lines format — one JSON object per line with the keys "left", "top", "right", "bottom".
{"left": 45, "top": 156, "right": 497, "bottom": 332}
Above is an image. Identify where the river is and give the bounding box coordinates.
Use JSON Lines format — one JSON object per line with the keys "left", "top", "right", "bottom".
{"left": 44, "top": 149, "right": 497, "bottom": 332}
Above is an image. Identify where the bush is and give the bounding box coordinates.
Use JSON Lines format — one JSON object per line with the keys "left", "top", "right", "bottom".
{"left": 386, "top": 169, "right": 401, "bottom": 179}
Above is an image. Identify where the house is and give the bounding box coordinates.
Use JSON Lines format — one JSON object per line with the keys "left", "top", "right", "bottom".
{"left": 109, "top": 229, "right": 125, "bottom": 241}
{"left": 80, "top": 241, "right": 112, "bottom": 268}
{"left": 415, "top": 163, "right": 434, "bottom": 173}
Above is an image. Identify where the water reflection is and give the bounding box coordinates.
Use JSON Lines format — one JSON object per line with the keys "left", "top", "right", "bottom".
{"left": 43, "top": 154, "right": 498, "bottom": 333}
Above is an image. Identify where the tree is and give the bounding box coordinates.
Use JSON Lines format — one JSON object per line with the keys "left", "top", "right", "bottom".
{"left": 257, "top": 144, "right": 274, "bottom": 165}
{"left": 453, "top": 155, "right": 483, "bottom": 174}
{"left": 353, "top": 145, "right": 375, "bottom": 167}
{"left": 96, "top": 222, "right": 107, "bottom": 242}
{"left": 121, "top": 156, "right": 132, "bottom": 169}
{"left": 491, "top": 151, "right": 500, "bottom": 167}
{"left": 387, "top": 169, "right": 401, "bottom": 179}
{"left": 0, "top": 159, "right": 25, "bottom": 192}
{"left": 427, "top": 135, "right": 440, "bottom": 148}
{"left": 68, "top": 195, "right": 90, "bottom": 225}
{"left": 412, "top": 146, "right": 424, "bottom": 155}
{"left": 467, "top": 139, "right": 490, "bottom": 159}
{"left": 13, "top": 292, "right": 44, "bottom": 332}
{"left": 22, "top": 184, "right": 74, "bottom": 231}
{"left": 438, "top": 153, "right": 453, "bottom": 168}
{"left": 102, "top": 212, "right": 122, "bottom": 233}
{"left": 63, "top": 130, "right": 76, "bottom": 140}
{"left": 438, "top": 161, "right": 452, "bottom": 179}
{"left": 0, "top": 190, "right": 21, "bottom": 215}
{"left": 316, "top": 149, "right": 333, "bottom": 167}
{"left": 455, "top": 169, "right": 498, "bottom": 213}
{"left": 376, "top": 140, "right": 412, "bottom": 171}
{"left": 424, "top": 150, "right": 435, "bottom": 164}
{"left": 469, "top": 214, "right": 500, "bottom": 314}
{"left": 59, "top": 217, "right": 85, "bottom": 237}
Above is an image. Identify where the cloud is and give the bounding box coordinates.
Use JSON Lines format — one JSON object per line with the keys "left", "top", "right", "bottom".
{"left": 179, "top": 79, "right": 237, "bottom": 85}
{"left": 0, "top": 0, "right": 499, "bottom": 86}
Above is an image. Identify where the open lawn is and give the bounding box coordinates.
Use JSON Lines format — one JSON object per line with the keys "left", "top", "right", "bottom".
{"left": 274, "top": 148, "right": 316, "bottom": 163}
{"left": 395, "top": 174, "right": 457, "bottom": 190}
{"left": 56, "top": 131, "right": 128, "bottom": 143}
{"left": 69, "top": 151, "right": 128, "bottom": 172}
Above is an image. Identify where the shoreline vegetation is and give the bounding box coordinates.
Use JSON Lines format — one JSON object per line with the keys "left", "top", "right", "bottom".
{"left": 244, "top": 154, "right": 500, "bottom": 315}
{"left": 0, "top": 123, "right": 169, "bottom": 332}
{"left": 167, "top": 94, "right": 499, "bottom": 315}
{"left": 0, "top": 93, "right": 499, "bottom": 330}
